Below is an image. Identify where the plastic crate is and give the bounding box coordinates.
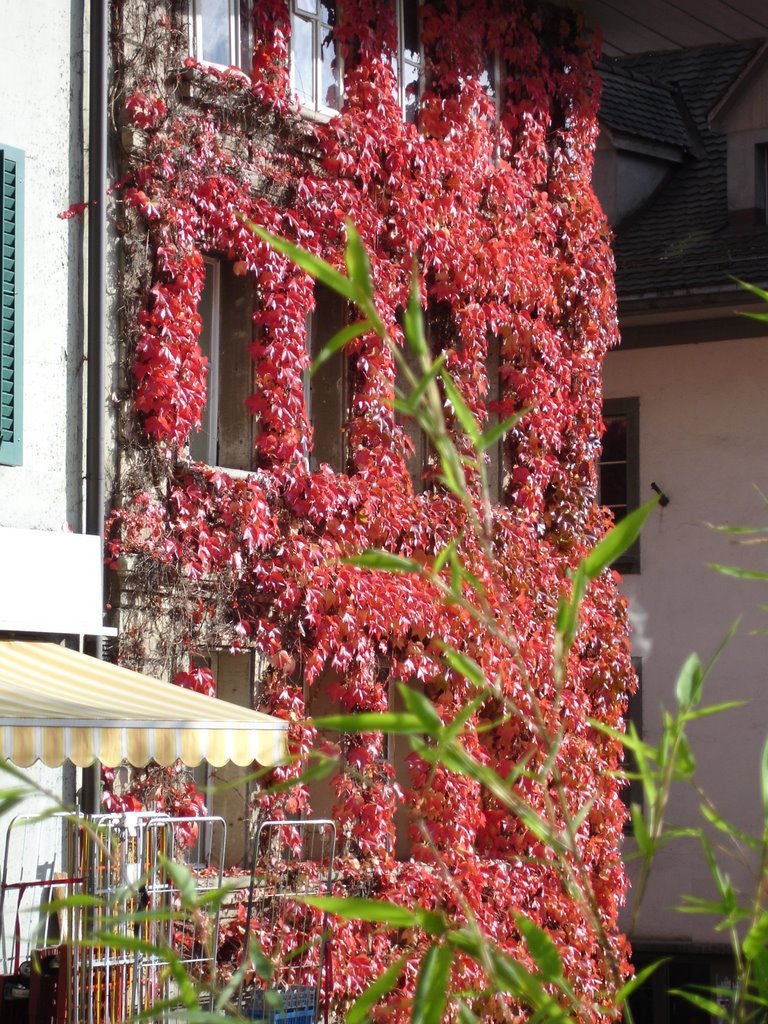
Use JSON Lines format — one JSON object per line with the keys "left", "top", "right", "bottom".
{"left": 248, "top": 985, "right": 316, "bottom": 1024}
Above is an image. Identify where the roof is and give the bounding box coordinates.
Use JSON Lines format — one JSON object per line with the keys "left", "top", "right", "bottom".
{"left": 598, "top": 40, "right": 768, "bottom": 300}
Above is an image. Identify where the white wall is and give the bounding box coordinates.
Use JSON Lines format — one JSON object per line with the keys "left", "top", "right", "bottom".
{"left": 604, "top": 333, "right": 768, "bottom": 942}
{"left": 0, "top": 0, "right": 86, "bottom": 957}
{"left": 0, "top": 0, "right": 86, "bottom": 531}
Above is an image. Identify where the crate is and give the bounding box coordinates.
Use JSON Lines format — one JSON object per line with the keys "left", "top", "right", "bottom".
{"left": 248, "top": 985, "right": 316, "bottom": 1024}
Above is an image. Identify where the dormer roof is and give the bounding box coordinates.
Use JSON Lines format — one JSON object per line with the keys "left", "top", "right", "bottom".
{"left": 598, "top": 40, "right": 768, "bottom": 303}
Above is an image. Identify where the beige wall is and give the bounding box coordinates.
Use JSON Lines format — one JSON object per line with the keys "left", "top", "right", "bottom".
{"left": 604, "top": 332, "right": 768, "bottom": 941}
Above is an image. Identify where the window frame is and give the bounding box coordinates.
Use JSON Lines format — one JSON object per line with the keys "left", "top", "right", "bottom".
{"left": 303, "top": 281, "right": 348, "bottom": 473}
{"left": 0, "top": 144, "right": 23, "bottom": 468}
{"left": 394, "top": 0, "right": 423, "bottom": 123}
{"left": 600, "top": 396, "right": 640, "bottom": 574}
{"left": 290, "top": 0, "right": 342, "bottom": 120}
{"left": 188, "top": 0, "right": 252, "bottom": 73}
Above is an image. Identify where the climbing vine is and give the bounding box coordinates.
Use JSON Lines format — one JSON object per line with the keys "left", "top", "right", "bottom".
{"left": 107, "top": 0, "right": 632, "bottom": 1019}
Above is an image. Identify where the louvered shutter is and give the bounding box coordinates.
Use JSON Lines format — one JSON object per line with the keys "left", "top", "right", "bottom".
{"left": 0, "top": 145, "right": 23, "bottom": 466}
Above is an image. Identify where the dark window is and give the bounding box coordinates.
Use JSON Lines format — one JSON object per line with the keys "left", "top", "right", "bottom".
{"left": 190, "top": 258, "right": 256, "bottom": 471}
{"left": 305, "top": 282, "right": 347, "bottom": 472}
{"left": 627, "top": 946, "right": 735, "bottom": 1024}
{"left": 0, "top": 144, "right": 23, "bottom": 467}
{"left": 600, "top": 396, "right": 640, "bottom": 573}
{"left": 397, "top": 0, "right": 422, "bottom": 123}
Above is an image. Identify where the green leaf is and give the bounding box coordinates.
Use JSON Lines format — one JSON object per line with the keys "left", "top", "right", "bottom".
{"left": 614, "top": 959, "right": 669, "bottom": 1006}
{"left": 301, "top": 896, "right": 445, "bottom": 935}
{"left": 682, "top": 700, "right": 747, "bottom": 721}
{"left": 457, "top": 1002, "right": 481, "bottom": 1024}
{"left": 630, "top": 802, "right": 653, "bottom": 858}
{"left": 584, "top": 496, "right": 659, "bottom": 580}
{"left": 433, "top": 535, "right": 459, "bottom": 574}
{"left": 312, "top": 711, "right": 424, "bottom": 734}
{"left": 397, "top": 684, "right": 443, "bottom": 733}
{"left": 342, "top": 550, "right": 422, "bottom": 574}
{"left": 478, "top": 410, "right": 527, "bottom": 452}
{"left": 439, "top": 646, "right": 488, "bottom": 689}
{"left": 412, "top": 943, "right": 454, "bottom": 1024}
{"left": 400, "top": 353, "right": 448, "bottom": 415}
{"left": 344, "top": 221, "right": 373, "bottom": 300}
{"left": 440, "top": 370, "right": 482, "bottom": 446}
{"left": 243, "top": 221, "right": 358, "bottom": 302}
{"left": 346, "top": 955, "right": 408, "bottom": 1024}
{"left": 675, "top": 653, "right": 703, "bottom": 708}
{"left": 310, "top": 320, "right": 371, "bottom": 377}
{"left": 668, "top": 989, "right": 728, "bottom": 1018}
{"left": 514, "top": 915, "right": 563, "bottom": 980}
{"left": 161, "top": 856, "right": 197, "bottom": 909}
{"left": 404, "top": 260, "right": 428, "bottom": 359}
{"left": 762, "top": 736, "right": 768, "bottom": 824}
{"left": 707, "top": 563, "right": 768, "bottom": 581}
{"left": 732, "top": 276, "right": 768, "bottom": 305}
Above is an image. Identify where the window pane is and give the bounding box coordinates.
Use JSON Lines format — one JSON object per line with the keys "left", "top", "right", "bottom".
{"left": 292, "top": 14, "right": 315, "bottom": 106}
{"left": 320, "top": 0, "right": 336, "bottom": 25}
{"left": 402, "top": 0, "right": 419, "bottom": 63}
{"left": 403, "top": 60, "right": 420, "bottom": 123}
{"left": 190, "top": 264, "right": 217, "bottom": 463}
{"left": 199, "top": 0, "right": 231, "bottom": 65}
{"left": 239, "top": 0, "right": 251, "bottom": 72}
{"left": 600, "top": 463, "right": 626, "bottom": 508}
{"left": 295, "top": 0, "right": 318, "bottom": 13}
{"left": 602, "top": 415, "right": 627, "bottom": 463}
{"left": 320, "top": 21, "right": 339, "bottom": 109}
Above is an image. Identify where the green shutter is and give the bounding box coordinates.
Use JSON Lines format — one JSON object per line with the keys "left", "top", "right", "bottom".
{"left": 0, "top": 144, "right": 23, "bottom": 466}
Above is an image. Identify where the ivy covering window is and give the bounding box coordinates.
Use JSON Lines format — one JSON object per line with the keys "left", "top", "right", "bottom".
{"left": 189, "top": 0, "right": 252, "bottom": 72}
{"left": 0, "top": 145, "right": 23, "bottom": 467}
{"left": 600, "top": 396, "right": 640, "bottom": 573}
{"left": 291, "top": 0, "right": 339, "bottom": 115}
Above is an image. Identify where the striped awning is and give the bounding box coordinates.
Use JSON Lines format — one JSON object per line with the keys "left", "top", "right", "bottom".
{"left": 0, "top": 641, "right": 288, "bottom": 768}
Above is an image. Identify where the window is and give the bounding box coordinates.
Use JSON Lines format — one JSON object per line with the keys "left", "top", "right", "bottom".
{"left": 0, "top": 145, "right": 23, "bottom": 467}
{"left": 190, "top": 258, "right": 256, "bottom": 471}
{"left": 479, "top": 50, "right": 502, "bottom": 115}
{"left": 627, "top": 945, "right": 734, "bottom": 1023}
{"left": 189, "top": 0, "right": 252, "bottom": 72}
{"left": 393, "top": 0, "right": 422, "bottom": 123}
{"left": 304, "top": 282, "right": 347, "bottom": 472}
{"left": 599, "top": 397, "right": 640, "bottom": 573}
{"left": 291, "top": 0, "right": 340, "bottom": 116}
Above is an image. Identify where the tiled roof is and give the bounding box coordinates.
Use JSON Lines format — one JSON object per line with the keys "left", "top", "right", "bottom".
{"left": 598, "top": 41, "right": 768, "bottom": 300}
{"left": 598, "top": 61, "right": 694, "bottom": 152}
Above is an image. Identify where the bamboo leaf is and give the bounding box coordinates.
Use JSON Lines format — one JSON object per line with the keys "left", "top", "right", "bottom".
{"left": 668, "top": 989, "right": 728, "bottom": 1018}
{"left": 440, "top": 370, "right": 482, "bottom": 446}
{"left": 344, "top": 221, "right": 373, "bottom": 300}
{"left": 310, "top": 320, "right": 371, "bottom": 376}
{"left": 342, "top": 550, "right": 422, "bottom": 574}
{"left": 514, "top": 915, "right": 563, "bottom": 980}
{"left": 478, "top": 411, "right": 527, "bottom": 452}
{"left": 412, "top": 944, "right": 454, "bottom": 1024}
{"left": 243, "top": 221, "right": 358, "bottom": 302}
{"left": 346, "top": 955, "right": 408, "bottom": 1024}
{"left": 404, "top": 260, "right": 428, "bottom": 359}
{"left": 675, "top": 653, "right": 703, "bottom": 708}
{"left": 301, "top": 896, "right": 445, "bottom": 934}
{"left": 614, "top": 959, "right": 668, "bottom": 1006}
{"left": 312, "top": 711, "right": 424, "bottom": 734}
{"left": 584, "top": 497, "right": 659, "bottom": 580}
{"left": 707, "top": 563, "right": 768, "bottom": 581}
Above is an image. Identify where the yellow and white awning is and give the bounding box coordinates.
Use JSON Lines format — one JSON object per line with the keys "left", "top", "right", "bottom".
{"left": 0, "top": 641, "right": 288, "bottom": 768}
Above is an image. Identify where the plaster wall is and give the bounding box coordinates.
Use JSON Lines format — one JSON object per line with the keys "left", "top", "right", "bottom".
{"left": 603, "top": 333, "right": 768, "bottom": 943}
{"left": 0, "top": 0, "right": 86, "bottom": 961}
{"left": 0, "top": 0, "right": 86, "bottom": 531}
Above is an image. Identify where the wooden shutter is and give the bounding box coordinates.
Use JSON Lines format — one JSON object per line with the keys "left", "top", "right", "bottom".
{"left": 0, "top": 145, "right": 23, "bottom": 466}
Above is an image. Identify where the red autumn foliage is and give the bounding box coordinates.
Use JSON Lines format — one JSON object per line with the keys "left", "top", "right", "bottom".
{"left": 108, "top": 0, "right": 635, "bottom": 1018}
